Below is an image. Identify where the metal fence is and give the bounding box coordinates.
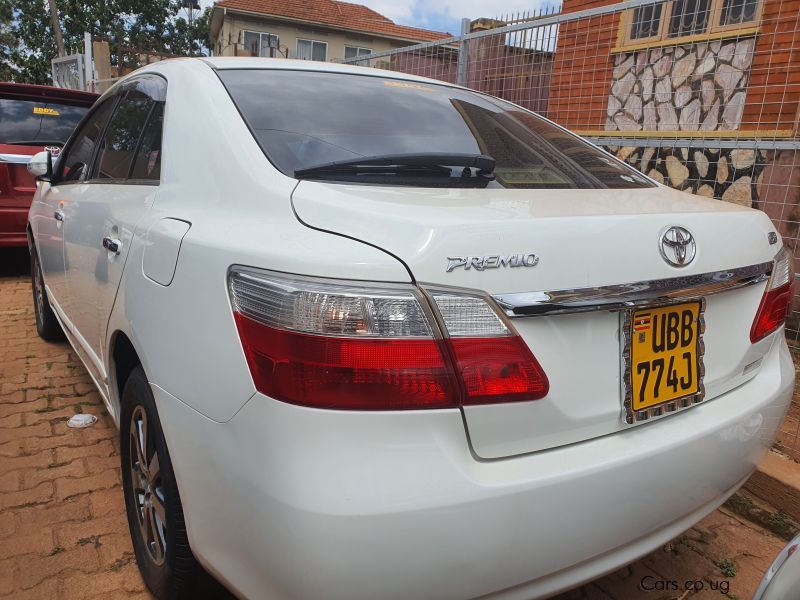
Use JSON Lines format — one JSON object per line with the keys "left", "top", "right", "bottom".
{"left": 342, "top": 0, "right": 800, "bottom": 459}
{"left": 51, "top": 54, "right": 86, "bottom": 90}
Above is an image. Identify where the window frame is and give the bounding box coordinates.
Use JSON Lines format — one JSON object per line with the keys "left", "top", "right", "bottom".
{"left": 620, "top": 4, "right": 670, "bottom": 45}
{"left": 89, "top": 90, "right": 156, "bottom": 183}
{"left": 53, "top": 74, "right": 167, "bottom": 187}
{"left": 127, "top": 103, "right": 165, "bottom": 184}
{"left": 241, "top": 29, "right": 280, "bottom": 57}
{"left": 52, "top": 95, "right": 120, "bottom": 186}
{"left": 296, "top": 38, "right": 328, "bottom": 62}
{"left": 711, "top": 0, "right": 763, "bottom": 33}
{"left": 344, "top": 45, "right": 373, "bottom": 60}
{"left": 618, "top": 0, "right": 763, "bottom": 48}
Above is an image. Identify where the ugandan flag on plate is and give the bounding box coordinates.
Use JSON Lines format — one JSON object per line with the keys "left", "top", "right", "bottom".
{"left": 633, "top": 312, "right": 651, "bottom": 332}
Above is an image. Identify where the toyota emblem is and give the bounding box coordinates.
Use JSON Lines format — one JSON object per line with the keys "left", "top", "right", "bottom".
{"left": 659, "top": 226, "right": 695, "bottom": 267}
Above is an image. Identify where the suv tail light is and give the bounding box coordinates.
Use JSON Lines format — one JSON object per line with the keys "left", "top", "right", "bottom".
{"left": 751, "top": 246, "right": 795, "bottom": 343}
{"left": 228, "top": 268, "right": 548, "bottom": 410}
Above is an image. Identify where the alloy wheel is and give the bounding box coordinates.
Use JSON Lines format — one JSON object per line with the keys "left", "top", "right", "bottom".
{"left": 33, "top": 255, "right": 45, "bottom": 324}
{"left": 129, "top": 405, "right": 167, "bottom": 566}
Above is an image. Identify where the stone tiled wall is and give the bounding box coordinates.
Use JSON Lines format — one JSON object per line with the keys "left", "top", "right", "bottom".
{"left": 605, "top": 145, "right": 765, "bottom": 206}
{"left": 605, "top": 37, "right": 756, "bottom": 132}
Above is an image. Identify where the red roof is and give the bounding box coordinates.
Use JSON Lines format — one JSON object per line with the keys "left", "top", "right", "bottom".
{"left": 213, "top": 0, "right": 451, "bottom": 43}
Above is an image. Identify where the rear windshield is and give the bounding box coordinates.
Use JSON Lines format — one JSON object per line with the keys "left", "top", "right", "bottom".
{"left": 0, "top": 99, "right": 90, "bottom": 146}
{"left": 218, "top": 69, "right": 653, "bottom": 189}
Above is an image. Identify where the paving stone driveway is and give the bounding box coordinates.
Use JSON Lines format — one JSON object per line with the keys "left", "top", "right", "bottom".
{"left": 0, "top": 248, "right": 792, "bottom": 599}
{"left": 1, "top": 250, "right": 147, "bottom": 599}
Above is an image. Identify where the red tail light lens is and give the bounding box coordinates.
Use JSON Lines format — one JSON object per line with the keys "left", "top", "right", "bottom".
{"left": 449, "top": 337, "right": 549, "bottom": 404}
{"left": 229, "top": 268, "right": 549, "bottom": 410}
{"left": 751, "top": 246, "right": 795, "bottom": 343}
{"left": 233, "top": 313, "right": 456, "bottom": 410}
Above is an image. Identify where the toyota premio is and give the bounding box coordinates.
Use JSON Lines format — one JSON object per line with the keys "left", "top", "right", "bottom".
{"left": 25, "top": 58, "right": 795, "bottom": 599}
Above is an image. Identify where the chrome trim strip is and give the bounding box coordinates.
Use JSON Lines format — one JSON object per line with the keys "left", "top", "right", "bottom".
{"left": 492, "top": 262, "right": 771, "bottom": 317}
{"left": 0, "top": 153, "right": 33, "bottom": 165}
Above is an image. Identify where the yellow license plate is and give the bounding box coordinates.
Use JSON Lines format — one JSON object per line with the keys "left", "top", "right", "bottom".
{"left": 630, "top": 302, "right": 701, "bottom": 412}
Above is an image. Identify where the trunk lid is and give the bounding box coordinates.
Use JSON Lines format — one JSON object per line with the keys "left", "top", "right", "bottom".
{"left": 292, "top": 182, "right": 780, "bottom": 457}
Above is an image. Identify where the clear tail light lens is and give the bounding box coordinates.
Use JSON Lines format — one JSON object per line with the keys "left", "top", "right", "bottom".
{"left": 229, "top": 268, "right": 549, "bottom": 410}
{"left": 751, "top": 246, "right": 795, "bottom": 343}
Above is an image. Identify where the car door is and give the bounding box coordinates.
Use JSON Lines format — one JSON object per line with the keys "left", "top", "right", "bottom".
{"left": 62, "top": 75, "right": 166, "bottom": 383}
{"left": 32, "top": 97, "right": 117, "bottom": 316}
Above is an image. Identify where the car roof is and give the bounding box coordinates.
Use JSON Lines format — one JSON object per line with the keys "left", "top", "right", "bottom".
{"left": 199, "top": 57, "right": 459, "bottom": 88}
{"left": 0, "top": 82, "right": 99, "bottom": 107}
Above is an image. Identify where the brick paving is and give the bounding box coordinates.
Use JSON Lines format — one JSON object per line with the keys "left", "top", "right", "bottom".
{"left": 0, "top": 247, "right": 795, "bottom": 600}
{"left": 1, "top": 249, "right": 148, "bottom": 599}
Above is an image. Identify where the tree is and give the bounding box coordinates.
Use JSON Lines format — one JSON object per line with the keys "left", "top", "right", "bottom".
{"left": 162, "top": 5, "right": 211, "bottom": 56}
{"left": 4, "top": 0, "right": 212, "bottom": 84}
{"left": 0, "top": 0, "right": 15, "bottom": 81}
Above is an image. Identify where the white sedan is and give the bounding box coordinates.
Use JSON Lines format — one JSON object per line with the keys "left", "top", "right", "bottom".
{"left": 26, "top": 58, "right": 795, "bottom": 600}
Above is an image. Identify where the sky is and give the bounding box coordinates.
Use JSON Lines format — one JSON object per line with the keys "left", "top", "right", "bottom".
{"left": 197, "top": 0, "right": 553, "bottom": 36}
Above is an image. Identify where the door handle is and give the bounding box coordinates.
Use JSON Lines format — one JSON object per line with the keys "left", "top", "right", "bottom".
{"left": 54, "top": 210, "right": 64, "bottom": 222}
{"left": 102, "top": 236, "right": 122, "bottom": 254}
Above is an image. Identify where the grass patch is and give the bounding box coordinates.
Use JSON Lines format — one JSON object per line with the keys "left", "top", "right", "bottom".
{"left": 34, "top": 405, "right": 57, "bottom": 414}
{"left": 108, "top": 552, "right": 134, "bottom": 572}
{"left": 726, "top": 493, "right": 754, "bottom": 513}
{"left": 47, "top": 546, "right": 65, "bottom": 556}
{"left": 77, "top": 535, "right": 101, "bottom": 548}
{"left": 724, "top": 492, "right": 800, "bottom": 541}
{"left": 716, "top": 558, "right": 737, "bottom": 578}
{"left": 766, "top": 510, "right": 794, "bottom": 532}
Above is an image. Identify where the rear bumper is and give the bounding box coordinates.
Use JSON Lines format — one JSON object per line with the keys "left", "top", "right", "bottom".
{"left": 153, "top": 336, "right": 794, "bottom": 600}
{"left": 0, "top": 207, "right": 29, "bottom": 247}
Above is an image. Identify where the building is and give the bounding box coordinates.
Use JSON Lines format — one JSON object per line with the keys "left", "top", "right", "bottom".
{"left": 208, "top": 0, "right": 451, "bottom": 64}
{"left": 548, "top": 0, "right": 800, "bottom": 139}
{"left": 543, "top": 0, "right": 800, "bottom": 210}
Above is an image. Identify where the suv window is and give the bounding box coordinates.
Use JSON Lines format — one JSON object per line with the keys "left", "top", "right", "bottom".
{"left": 0, "top": 99, "right": 90, "bottom": 146}
{"left": 218, "top": 70, "right": 653, "bottom": 190}
{"left": 93, "top": 88, "right": 154, "bottom": 180}
{"left": 56, "top": 98, "right": 117, "bottom": 183}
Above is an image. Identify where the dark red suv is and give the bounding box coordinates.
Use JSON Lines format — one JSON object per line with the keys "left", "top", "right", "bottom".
{"left": 0, "top": 83, "right": 97, "bottom": 247}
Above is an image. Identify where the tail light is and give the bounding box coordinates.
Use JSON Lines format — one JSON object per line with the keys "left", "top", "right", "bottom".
{"left": 431, "top": 292, "right": 549, "bottom": 405}
{"left": 228, "top": 268, "right": 548, "bottom": 410}
{"left": 751, "top": 246, "right": 795, "bottom": 343}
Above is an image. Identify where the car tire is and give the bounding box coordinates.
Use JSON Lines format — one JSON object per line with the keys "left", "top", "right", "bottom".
{"left": 30, "top": 248, "right": 64, "bottom": 342}
{"left": 120, "top": 367, "right": 219, "bottom": 599}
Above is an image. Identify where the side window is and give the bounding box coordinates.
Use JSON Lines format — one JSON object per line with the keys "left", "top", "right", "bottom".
{"left": 92, "top": 88, "right": 154, "bottom": 180}
{"left": 129, "top": 104, "right": 164, "bottom": 181}
{"left": 56, "top": 98, "right": 117, "bottom": 183}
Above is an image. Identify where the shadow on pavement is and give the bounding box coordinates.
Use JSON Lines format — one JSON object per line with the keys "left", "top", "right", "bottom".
{"left": 0, "top": 248, "right": 30, "bottom": 278}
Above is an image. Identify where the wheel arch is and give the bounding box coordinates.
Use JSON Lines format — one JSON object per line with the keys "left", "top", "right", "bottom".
{"left": 26, "top": 222, "right": 34, "bottom": 253}
{"left": 109, "top": 330, "right": 143, "bottom": 420}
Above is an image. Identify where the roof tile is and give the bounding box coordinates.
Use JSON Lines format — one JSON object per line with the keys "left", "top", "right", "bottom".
{"left": 214, "top": 0, "right": 451, "bottom": 43}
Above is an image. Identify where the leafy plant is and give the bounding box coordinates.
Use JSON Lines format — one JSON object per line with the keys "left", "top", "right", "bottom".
{"left": 4, "top": 0, "right": 211, "bottom": 84}
{"left": 716, "top": 558, "right": 737, "bottom": 578}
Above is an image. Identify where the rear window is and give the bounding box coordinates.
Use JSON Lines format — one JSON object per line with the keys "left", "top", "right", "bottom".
{"left": 218, "top": 69, "right": 653, "bottom": 189}
{"left": 0, "top": 99, "right": 90, "bottom": 146}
